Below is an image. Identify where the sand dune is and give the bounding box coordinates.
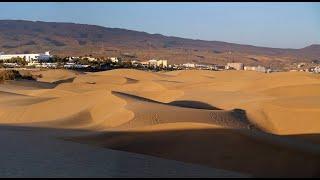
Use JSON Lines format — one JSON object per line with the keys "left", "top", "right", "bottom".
{"left": 31, "top": 69, "right": 80, "bottom": 83}
{"left": 0, "top": 90, "right": 28, "bottom": 99}
{"left": 0, "top": 68, "right": 320, "bottom": 177}
{"left": 111, "top": 91, "right": 251, "bottom": 130}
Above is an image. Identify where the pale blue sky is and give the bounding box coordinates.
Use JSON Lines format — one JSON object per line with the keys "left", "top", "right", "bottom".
{"left": 0, "top": 2, "right": 320, "bottom": 48}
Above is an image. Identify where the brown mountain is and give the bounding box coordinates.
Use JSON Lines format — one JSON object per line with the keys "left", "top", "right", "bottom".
{"left": 0, "top": 20, "right": 319, "bottom": 68}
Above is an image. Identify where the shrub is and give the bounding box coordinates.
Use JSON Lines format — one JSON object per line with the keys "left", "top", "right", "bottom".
{"left": 0, "top": 70, "right": 22, "bottom": 81}
{"left": 19, "top": 71, "right": 38, "bottom": 80}
{"left": 5, "top": 57, "right": 27, "bottom": 66}
{"left": 0, "top": 70, "right": 37, "bottom": 82}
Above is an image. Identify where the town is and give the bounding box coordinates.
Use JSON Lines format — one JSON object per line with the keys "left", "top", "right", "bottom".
{"left": 0, "top": 51, "right": 320, "bottom": 74}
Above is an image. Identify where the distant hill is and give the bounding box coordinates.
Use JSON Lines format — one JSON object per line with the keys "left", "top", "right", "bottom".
{"left": 0, "top": 20, "right": 319, "bottom": 68}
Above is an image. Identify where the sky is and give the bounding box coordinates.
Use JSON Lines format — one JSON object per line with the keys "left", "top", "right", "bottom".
{"left": 0, "top": 2, "right": 319, "bottom": 49}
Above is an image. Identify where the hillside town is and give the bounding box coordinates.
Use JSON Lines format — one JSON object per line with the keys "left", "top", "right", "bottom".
{"left": 0, "top": 51, "right": 320, "bottom": 74}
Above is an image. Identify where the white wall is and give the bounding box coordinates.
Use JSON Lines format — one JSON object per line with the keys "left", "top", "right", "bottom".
{"left": 0, "top": 52, "right": 51, "bottom": 62}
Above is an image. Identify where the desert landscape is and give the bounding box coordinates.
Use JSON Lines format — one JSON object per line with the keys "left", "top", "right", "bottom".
{"left": 1, "top": 2, "right": 320, "bottom": 178}
{"left": 0, "top": 68, "right": 319, "bottom": 177}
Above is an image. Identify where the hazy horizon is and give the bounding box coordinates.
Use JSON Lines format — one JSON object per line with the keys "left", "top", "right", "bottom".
{"left": 0, "top": 2, "right": 320, "bottom": 48}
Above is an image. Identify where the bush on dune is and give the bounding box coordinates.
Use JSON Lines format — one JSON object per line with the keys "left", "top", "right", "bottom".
{"left": 0, "top": 70, "right": 22, "bottom": 81}
{"left": 0, "top": 70, "right": 38, "bottom": 83}
{"left": 18, "top": 70, "right": 41, "bottom": 80}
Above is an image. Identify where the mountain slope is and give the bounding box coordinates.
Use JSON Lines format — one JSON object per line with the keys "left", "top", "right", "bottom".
{"left": 0, "top": 20, "right": 319, "bottom": 67}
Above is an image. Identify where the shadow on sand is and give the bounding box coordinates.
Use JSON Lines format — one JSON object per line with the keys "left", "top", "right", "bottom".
{"left": 2, "top": 77, "right": 76, "bottom": 90}
{"left": 0, "top": 124, "right": 319, "bottom": 178}
{"left": 52, "top": 77, "right": 76, "bottom": 85}
{"left": 69, "top": 128, "right": 320, "bottom": 178}
{"left": 168, "top": 100, "right": 222, "bottom": 110}
{"left": 112, "top": 91, "right": 221, "bottom": 110}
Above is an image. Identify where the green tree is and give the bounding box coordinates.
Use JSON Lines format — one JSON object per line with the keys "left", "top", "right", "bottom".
{"left": 6, "top": 57, "right": 27, "bottom": 66}
{"left": 50, "top": 55, "right": 66, "bottom": 63}
{"left": 79, "top": 58, "right": 90, "bottom": 65}
{"left": 124, "top": 61, "right": 133, "bottom": 68}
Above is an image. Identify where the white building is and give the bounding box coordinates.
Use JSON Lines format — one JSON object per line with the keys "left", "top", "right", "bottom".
{"left": 130, "top": 60, "right": 140, "bottom": 66}
{"left": 41, "top": 63, "right": 58, "bottom": 68}
{"left": 148, "top": 59, "right": 158, "bottom": 67}
{"left": 110, "top": 57, "right": 119, "bottom": 63}
{"left": 147, "top": 59, "right": 168, "bottom": 68}
{"left": 156, "top": 60, "right": 168, "bottom": 68}
{"left": 226, "top": 63, "right": 244, "bottom": 70}
{"left": 195, "top": 64, "right": 215, "bottom": 70}
{"left": 3, "top": 63, "right": 19, "bottom": 68}
{"left": 63, "top": 62, "right": 89, "bottom": 69}
{"left": 244, "top": 66, "right": 257, "bottom": 71}
{"left": 83, "top": 57, "right": 97, "bottom": 62}
{"left": 27, "top": 61, "right": 41, "bottom": 67}
{"left": 183, "top": 63, "right": 196, "bottom": 68}
{"left": 0, "top": 51, "right": 51, "bottom": 62}
{"left": 244, "top": 65, "right": 270, "bottom": 73}
{"left": 256, "top": 65, "right": 267, "bottom": 73}
{"left": 64, "top": 62, "right": 76, "bottom": 68}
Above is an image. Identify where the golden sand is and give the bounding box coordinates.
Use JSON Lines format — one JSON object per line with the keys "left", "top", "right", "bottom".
{"left": 0, "top": 69, "right": 319, "bottom": 177}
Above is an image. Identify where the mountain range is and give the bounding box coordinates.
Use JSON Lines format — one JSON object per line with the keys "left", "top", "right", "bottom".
{"left": 0, "top": 20, "right": 319, "bottom": 68}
